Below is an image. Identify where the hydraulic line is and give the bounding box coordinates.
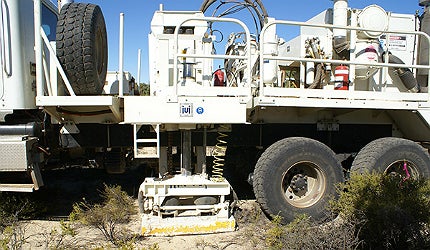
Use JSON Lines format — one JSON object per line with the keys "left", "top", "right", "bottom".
{"left": 212, "top": 125, "right": 229, "bottom": 180}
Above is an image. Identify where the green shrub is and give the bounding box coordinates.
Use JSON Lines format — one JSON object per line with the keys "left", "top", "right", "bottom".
{"left": 332, "top": 172, "right": 430, "bottom": 249}
{"left": 71, "top": 184, "right": 136, "bottom": 246}
{"left": 0, "top": 192, "right": 42, "bottom": 231}
{"left": 263, "top": 213, "right": 360, "bottom": 250}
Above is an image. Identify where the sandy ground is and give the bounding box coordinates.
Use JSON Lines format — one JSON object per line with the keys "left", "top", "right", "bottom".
{"left": 17, "top": 200, "right": 270, "bottom": 249}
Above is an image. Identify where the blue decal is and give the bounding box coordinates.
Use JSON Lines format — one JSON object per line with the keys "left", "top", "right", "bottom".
{"left": 196, "top": 107, "right": 204, "bottom": 115}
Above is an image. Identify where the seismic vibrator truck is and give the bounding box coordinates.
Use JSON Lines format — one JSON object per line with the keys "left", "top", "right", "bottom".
{"left": 1, "top": 0, "right": 430, "bottom": 235}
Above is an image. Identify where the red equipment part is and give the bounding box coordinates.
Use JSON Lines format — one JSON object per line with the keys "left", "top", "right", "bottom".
{"left": 214, "top": 69, "right": 225, "bottom": 86}
{"left": 334, "top": 65, "right": 349, "bottom": 90}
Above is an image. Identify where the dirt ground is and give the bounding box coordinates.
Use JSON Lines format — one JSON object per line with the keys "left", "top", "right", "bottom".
{"left": 20, "top": 200, "right": 270, "bottom": 250}
{"left": 1, "top": 168, "right": 270, "bottom": 249}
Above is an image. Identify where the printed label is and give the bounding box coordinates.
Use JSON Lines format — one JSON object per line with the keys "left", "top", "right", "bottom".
{"left": 180, "top": 103, "right": 193, "bottom": 117}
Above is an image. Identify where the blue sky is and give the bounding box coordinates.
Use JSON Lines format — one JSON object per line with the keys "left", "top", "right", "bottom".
{"left": 72, "top": 0, "right": 424, "bottom": 83}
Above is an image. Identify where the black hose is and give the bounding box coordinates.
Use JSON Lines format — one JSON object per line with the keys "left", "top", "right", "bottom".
{"left": 382, "top": 52, "right": 420, "bottom": 92}
{"left": 307, "top": 63, "right": 324, "bottom": 89}
{"left": 200, "top": 0, "right": 268, "bottom": 30}
{"left": 199, "top": 0, "right": 217, "bottom": 13}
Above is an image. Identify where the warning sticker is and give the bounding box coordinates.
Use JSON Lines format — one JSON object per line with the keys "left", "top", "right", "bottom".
{"left": 380, "top": 35, "right": 407, "bottom": 51}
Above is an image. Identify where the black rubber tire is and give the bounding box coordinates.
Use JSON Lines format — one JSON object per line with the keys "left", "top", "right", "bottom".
{"left": 253, "top": 137, "right": 344, "bottom": 224}
{"left": 351, "top": 137, "right": 430, "bottom": 178}
{"left": 56, "top": 3, "right": 107, "bottom": 95}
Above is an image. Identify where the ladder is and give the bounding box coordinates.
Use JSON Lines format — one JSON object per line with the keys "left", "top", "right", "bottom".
{"left": 133, "top": 124, "right": 160, "bottom": 158}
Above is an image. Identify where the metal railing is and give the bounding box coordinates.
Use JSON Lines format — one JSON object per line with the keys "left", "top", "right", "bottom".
{"left": 172, "top": 17, "right": 253, "bottom": 98}
{"left": 34, "top": 0, "right": 76, "bottom": 97}
{"left": 259, "top": 20, "right": 430, "bottom": 103}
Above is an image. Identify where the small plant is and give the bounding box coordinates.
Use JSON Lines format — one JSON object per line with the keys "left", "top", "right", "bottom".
{"left": 332, "top": 172, "right": 430, "bottom": 249}
{"left": 0, "top": 223, "right": 28, "bottom": 250}
{"left": 0, "top": 193, "right": 38, "bottom": 250}
{"left": 265, "top": 215, "right": 285, "bottom": 249}
{"left": 71, "top": 184, "right": 136, "bottom": 246}
{"left": 38, "top": 219, "right": 77, "bottom": 249}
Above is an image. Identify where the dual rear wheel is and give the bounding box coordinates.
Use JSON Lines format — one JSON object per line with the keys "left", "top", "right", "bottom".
{"left": 253, "top": 137, "right": 430, "bottom": 224}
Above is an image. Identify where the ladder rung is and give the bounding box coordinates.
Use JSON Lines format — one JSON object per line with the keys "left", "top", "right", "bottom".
{"left": 136, "top": 139, "right": 158, "bottom": 143}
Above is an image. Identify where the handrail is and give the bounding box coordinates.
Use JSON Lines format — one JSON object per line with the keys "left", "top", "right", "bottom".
{"left": 34, "top": 0, "right": 76, "bottom": 97}
{"left": 1, "top": 0, "right": 11, "bottom": 77}
{"left": 259, "top": 20, "right": 430, "bottom": 100}
{"left": 173, "top": 17, "right": 252, "bottom": 97}
{"left": 40, "top": 28, "right": 75, "bottom": 96}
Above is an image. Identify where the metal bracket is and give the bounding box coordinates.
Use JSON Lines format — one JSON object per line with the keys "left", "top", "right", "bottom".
{"left": 60, "top": 121, "right": 80, "bottom": 134}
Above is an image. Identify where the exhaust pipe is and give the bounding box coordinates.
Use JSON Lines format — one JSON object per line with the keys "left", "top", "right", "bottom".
{"left": 333, "top": 0, "right": 349, "bottom": 53}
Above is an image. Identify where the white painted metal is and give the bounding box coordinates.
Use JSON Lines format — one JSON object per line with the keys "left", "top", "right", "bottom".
{"left": 119, "top": 13, "right": 124, "bottom": 97}
{"left": 139, "top": 175, "right": 231, "bottom": 217}
{"left": 0, "top": 184, "right": 35, "bottom": 193}
{"left": 59, "top": 0, "right": 74, "bottom": 10}
{"left": 103, "top": 71, "right": 134, "bottom": 95}
{"left": 124, "top": 96, "right": 248, "bottom": 124}
{"left": 137, "top": 48, "right": 141, "bottom": 87}
{"left": 41, "top": 29, "right": 75, "bottom": 96}
{"left": 35, "top": 0, "right": 43, "bottom": 98}
{"left": 259, "top": 19, "right": 430, "bottom": 99}
{"left": 172, "top": 16, "right": 252, "bottom": 96}
{"left": 357, "top": 5, "right": 388, "bottom": 39}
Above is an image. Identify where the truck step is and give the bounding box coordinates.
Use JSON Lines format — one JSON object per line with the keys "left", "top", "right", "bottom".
{"left": 0, "top": 184, "right": 35, "bottom": 192}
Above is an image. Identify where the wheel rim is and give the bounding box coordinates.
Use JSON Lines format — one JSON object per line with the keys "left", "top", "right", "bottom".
{"left": 282, "top": 161, "right": 326, "bottom": 208}
{"left": 384, "top": 160, "right": 420, "bottom": 179}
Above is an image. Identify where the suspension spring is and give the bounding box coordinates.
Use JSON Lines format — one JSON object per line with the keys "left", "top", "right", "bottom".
{"left": 212, "top": 125, "right": 229, "bottom": 180}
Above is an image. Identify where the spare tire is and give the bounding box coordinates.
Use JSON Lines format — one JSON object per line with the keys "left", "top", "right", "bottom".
{"left": 56, "top": 3, "right": 107, "bottom": 95}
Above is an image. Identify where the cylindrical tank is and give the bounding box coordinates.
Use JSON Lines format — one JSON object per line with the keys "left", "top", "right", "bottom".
{"left": 333, "top": 0, "right": 348, "bottom": 39}
{"left": 357, "top": 5, "right": 388, "bottom": 39}
{"left": 262, "top": 18, "right": 278, "bottom": 85}
{"left": 355, "top": 41, "right": 380, "bottom": 79}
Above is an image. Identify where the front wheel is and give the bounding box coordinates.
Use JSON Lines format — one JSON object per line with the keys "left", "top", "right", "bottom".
{"left": 253, "top": 137, "right": 343, "bottom": 224}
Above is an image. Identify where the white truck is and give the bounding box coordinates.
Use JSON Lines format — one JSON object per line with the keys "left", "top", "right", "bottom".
{"left": 0, "top": 0, "right": 430, "bottom": 235}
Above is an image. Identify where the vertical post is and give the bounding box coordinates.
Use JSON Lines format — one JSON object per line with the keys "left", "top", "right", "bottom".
{"left": 137, "top": 48, "right": 141, "bottom": 89}
{"left": 119, "top": 13, "right": 124, "bottom": 97}
{"left": 202, "top": 126, "right": 207, "bottom": 175}
{"left": 181, "top": 130, "right": 192, "bottom": 176}
{"left": 34, "top": 0, "right": 43, "bottom": 97}
{"left": 349, "top": 9, "right": 357, "bottom": 92}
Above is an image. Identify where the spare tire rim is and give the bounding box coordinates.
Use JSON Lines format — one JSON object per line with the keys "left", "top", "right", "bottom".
{"left": 282, "top": 161, "right": 326, "bottom": 208}
{"left": 385, "top": 160, "right": 420, "bottom": 179}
